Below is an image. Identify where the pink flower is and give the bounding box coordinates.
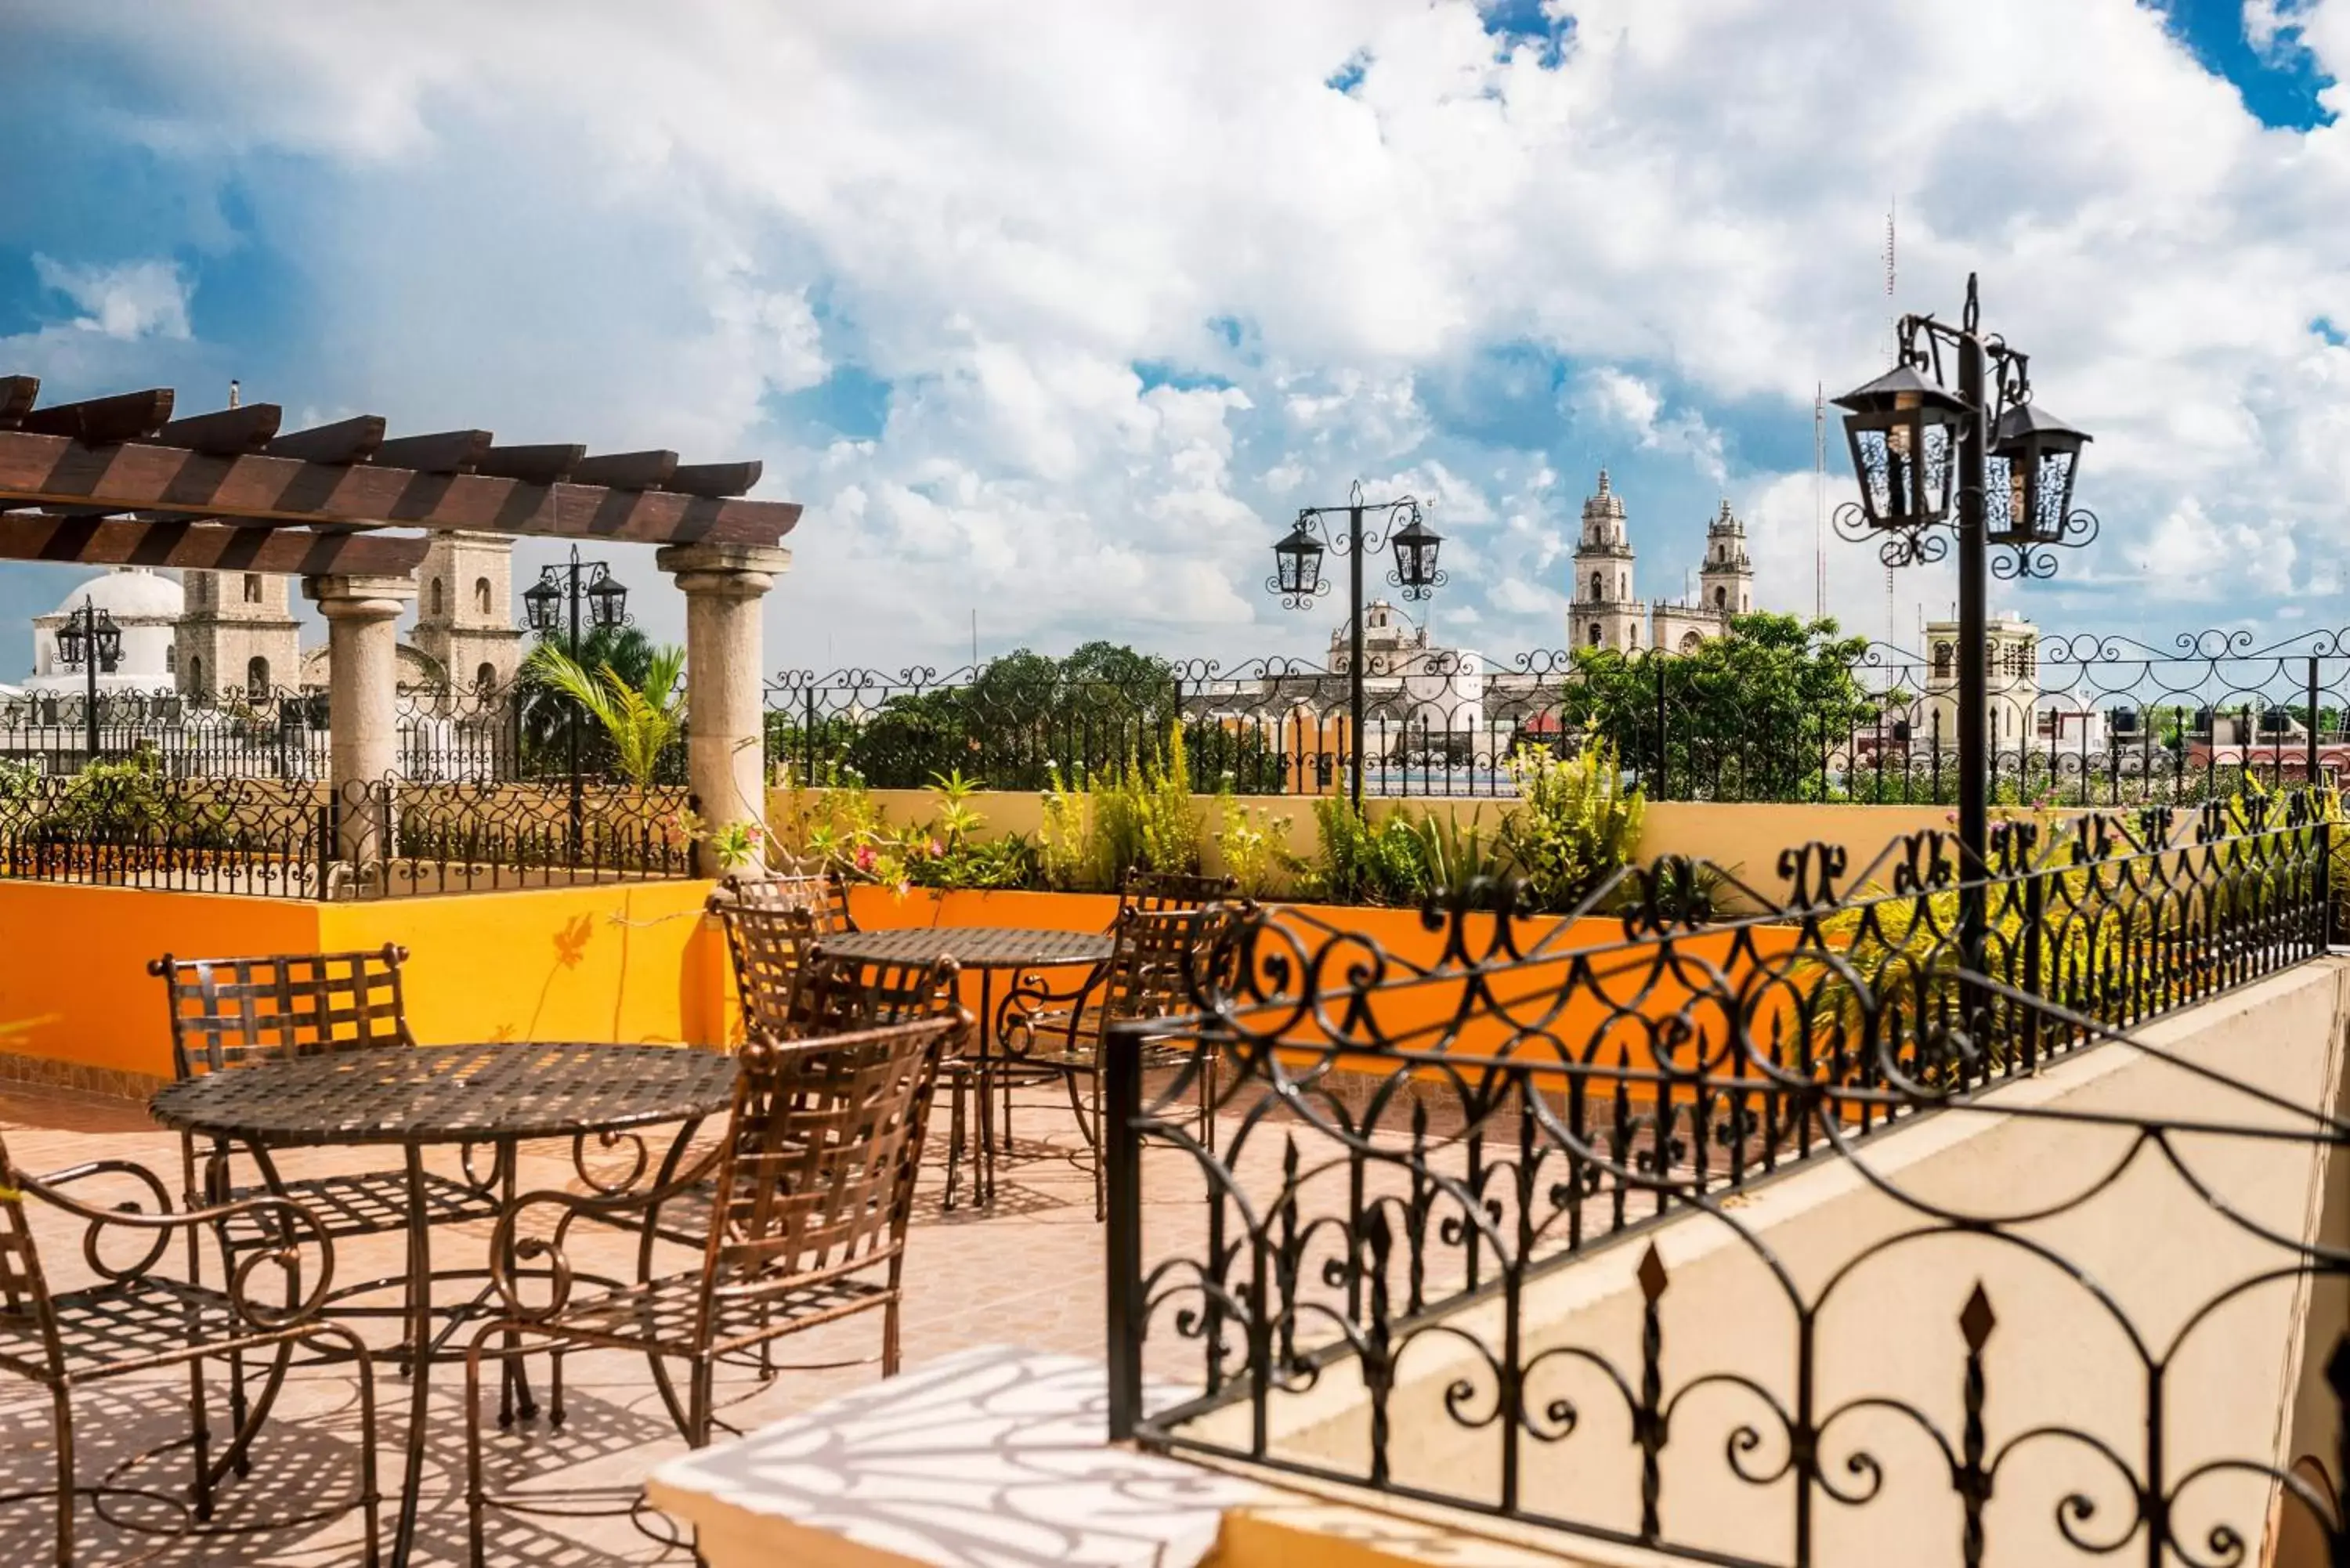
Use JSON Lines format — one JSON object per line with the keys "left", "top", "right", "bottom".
{"left": 926, "top": 837, "right": 944, "bottom": 858}
{"left": 854, "top": 844, "right": 877, "bottom": 872}
{"left": 744, "top": 824, "right": 765, "bottom": 844}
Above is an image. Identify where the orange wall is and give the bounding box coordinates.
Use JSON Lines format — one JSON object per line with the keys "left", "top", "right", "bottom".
{"left": 0, "top": 882, "right": 322, "bottom": 1078}
{"left": 0, "top": 879, "right": 732, "bottom": 1082}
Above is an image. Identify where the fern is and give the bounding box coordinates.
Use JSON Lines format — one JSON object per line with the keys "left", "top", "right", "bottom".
{"left": 524, "top": 642, "right": 686, "bottom": 793}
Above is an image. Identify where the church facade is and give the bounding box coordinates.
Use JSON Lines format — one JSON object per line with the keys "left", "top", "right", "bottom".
{"left": 1567, "top": 469, "right": 1755, "bottom": 653}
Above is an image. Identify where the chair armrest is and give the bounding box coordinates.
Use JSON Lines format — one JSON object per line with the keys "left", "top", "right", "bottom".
{"left": 1000, "top": 961, "right": 1110, "bottom": 1056}
{"left": 16, "top": 1163, "right": 337, "bottom": 1330}
{"left": 489, "top": 1143, "right": 724, "bottom": 1321}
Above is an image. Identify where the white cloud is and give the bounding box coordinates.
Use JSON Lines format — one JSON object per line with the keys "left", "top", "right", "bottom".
{"left": 13, "top": 0, "right": 2350, "bottom": 662}
{"left": 31, "top": 256, "right": 192, "bottom": 339}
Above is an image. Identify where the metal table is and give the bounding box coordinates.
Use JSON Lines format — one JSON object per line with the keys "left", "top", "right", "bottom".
{"left": 151, "top": 1041, "right": 740, "bottom": 1568}
{"left": 816, "top": 926, "right": 1113, "bottom": 1205}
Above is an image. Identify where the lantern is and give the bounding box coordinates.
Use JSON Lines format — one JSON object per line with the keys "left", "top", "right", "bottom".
{"left": 586, "top": 565, "right": 628, "bottom": 629}
{"left": 522, "top": 572, "right": 562, "bottom": 633}
{"left": 1388, "top": 509, "right": 1444, "bottom": 594}
{"left": 1833, "top": 363, "right": 1966, "bottom": 532}
{"left": 1988, "top": 401, "right": 2091, "bottom": 547}
{"left": 1271, "top": 518, "right": 1325, "bottom": 601}
{"left": 92, "top": 612, "right": 121, "bottom": 674}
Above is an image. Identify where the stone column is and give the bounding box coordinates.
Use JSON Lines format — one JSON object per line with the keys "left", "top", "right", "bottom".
{"left": 656, "top": 543, "right": 789, "bottom": 879}
{"left": 303, "top": 573, "right": 416, "bottom": 873}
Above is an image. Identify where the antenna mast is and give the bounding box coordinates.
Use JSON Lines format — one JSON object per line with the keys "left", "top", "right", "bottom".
{"left": 1883, "top": 199, "right": 1898, "bottom": 648}
{"left": 1813, "top": 383, "right": 1826, "bottom": 621}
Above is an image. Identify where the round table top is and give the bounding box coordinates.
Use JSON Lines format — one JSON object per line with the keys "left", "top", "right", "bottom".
{"left": 150, "top": 1042, "right": 740, "bottom": 1147}
{"left": 818, "top": 925, "right": 1115, "bottom": 970}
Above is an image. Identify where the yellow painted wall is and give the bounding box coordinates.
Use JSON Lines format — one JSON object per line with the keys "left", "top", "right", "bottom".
{"left": 318, "top": 879, "right": 731, "bottom": 1050}
{"left": 0, "top": 877, "right": 731, "bottom": 1082}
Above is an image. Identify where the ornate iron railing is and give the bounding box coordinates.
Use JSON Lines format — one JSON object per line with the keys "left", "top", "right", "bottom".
{"left": 765, "top": 628, "right": 2350, "bottom": 802}
{"left": 1105, "top": 793, "right": 2348, "bottom": 1565}
{"left": 0, "top": 771, "right": 695, "bottom": 899}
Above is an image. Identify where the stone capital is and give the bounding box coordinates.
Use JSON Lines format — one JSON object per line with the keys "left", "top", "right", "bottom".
{"left": 304, "top": 573, "right": 418, "bottom": 622}
{"left": 656, "top": 543, "right": 791, "bottom": 599}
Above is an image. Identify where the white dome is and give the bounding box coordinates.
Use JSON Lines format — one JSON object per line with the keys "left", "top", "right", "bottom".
{"left": 48, "top": 568, "right": 183, "bottom": 621}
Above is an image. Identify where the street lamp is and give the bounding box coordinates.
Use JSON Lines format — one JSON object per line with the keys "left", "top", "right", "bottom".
{"left": 1833, "top": 273, "right": 2097, "bottom": 997}
{"left": 527, "top": 546, "right": 630, "bottom": 850}
{"left": 1264, "top": 481, "right": 1439, "bottom": 809}
{"left": 52, "top": 596, "right": 122, "bottom": 761}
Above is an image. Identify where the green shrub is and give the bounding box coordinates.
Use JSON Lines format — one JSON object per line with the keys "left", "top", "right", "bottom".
{"left": 1305, "top": 797, "right": 1429, "bottom": 906}
{"left": 1496, "top": 743, "right": 1645, "bottom": 912}
{"left": 1214, "top": 794, "right": 1302, "bottom": 898}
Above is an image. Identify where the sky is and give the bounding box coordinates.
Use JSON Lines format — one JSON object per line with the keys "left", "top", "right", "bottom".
{"left": 2, "top": 0, "right": 2347, "bottom": 677}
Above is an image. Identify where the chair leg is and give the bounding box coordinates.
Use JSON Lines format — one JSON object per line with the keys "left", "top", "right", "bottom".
{"left": 185, "top": 1351, "right": 214, "bottom": 1523}
{"left": 688, "top": 1357, "right": 715, "bottom": 1449}
{"left": 465, "top": 1334, "right": 490, "bottom": 1568}
{"left": 943, "top": 1068, "right": 966, "bottom": 1212}
{"left": 549, "top": 1349, "right": 567, "bottom": 1429}
{"left": 51, "top": 1386, "right": 73, "bottom": 1568}
{"left": 883, "top": 1296, "right": 902, "bottom": 1378}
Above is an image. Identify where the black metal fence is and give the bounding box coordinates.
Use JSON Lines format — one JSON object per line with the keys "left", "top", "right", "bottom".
{"left": 0, "top": 769, "right": 695, "bottom": 899}
{"left": 1105, "top": 793, "right": 2347, "bottom": 1564}
{"left": 0, "top": 681, "right": 688, "bottom": 786}
{"left": 764, "top": 628, "right": 2350, "bottom": 803}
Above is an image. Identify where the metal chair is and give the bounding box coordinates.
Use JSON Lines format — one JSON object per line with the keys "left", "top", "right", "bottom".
{"left": 149, "top": 945, "right": 502, "bottom": 1453}
{"left": 1001, "top": 905, "right": 1235, "bottom": 1218}
{"left": 1119, "top": 869, "right": 1238, "bottom": 919}
{"left": 464, "top": 1014, "right": 964, "bottom": 1566}
{"left": 0, "top": 1133, "right": 379, "bottom": 1567}
{"left": 718, "top": 869, "right": 857, "bottom": 934}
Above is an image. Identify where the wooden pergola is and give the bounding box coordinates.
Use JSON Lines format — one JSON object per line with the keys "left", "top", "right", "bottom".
{"left": 0, "top": 374, "right": 801, "bottom": 872}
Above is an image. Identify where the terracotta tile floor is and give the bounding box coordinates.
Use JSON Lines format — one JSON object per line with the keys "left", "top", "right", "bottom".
{"left": 0, "top": 1075, "right": 1173, "bottom": 1567}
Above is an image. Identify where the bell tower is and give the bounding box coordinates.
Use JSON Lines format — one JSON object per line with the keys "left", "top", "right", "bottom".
{"left": 1697, "top": 498, "right": 1754, "bottom": 620}
{"left": 179, "top": 569, "right": 300, "bottom": 701}
{"left": 1569, "top": 469, "right": 1645, "bottom": 652}
{"left": 414, "top": 532, "right": 523, "bottom": 693}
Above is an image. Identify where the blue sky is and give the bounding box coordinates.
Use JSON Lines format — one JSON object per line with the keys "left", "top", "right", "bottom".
{"left": 4, "top": 1, "right": 2348, "bottom": 676}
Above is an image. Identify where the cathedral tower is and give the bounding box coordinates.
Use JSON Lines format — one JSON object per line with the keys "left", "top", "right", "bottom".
{"left": 1697, "top": 498, "right": 1754, "bottom": 620}
{"left": 1570, "top": 469, "right": 1644, "bottom": 651}
{"left": 178, "top": 570, "right": 300, "bottom": 701}
{"left": 415, "top": 532, "right": 524, "bottom": 692}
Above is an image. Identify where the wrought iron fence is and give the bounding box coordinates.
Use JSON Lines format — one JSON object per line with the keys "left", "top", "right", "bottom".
{"left": 0, "top": 680, "right": 687, "bottom": 786}
{"left": 0, "top": 769, "right": 694, "bottom": 899}
{"left": 765, "top": 628, "right": 2350, "bottom": 804}
{"left": 1105, "top": 791, "right": 2347, "bottom": 1565}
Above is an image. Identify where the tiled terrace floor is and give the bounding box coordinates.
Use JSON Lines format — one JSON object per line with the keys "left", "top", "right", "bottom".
{"left": 0, "top": 1078, "right": 1137, "bottom": 1567}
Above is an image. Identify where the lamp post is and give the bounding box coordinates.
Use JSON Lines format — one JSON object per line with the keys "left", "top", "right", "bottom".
{"left": 1267, "top": 481, "right": 1444, "bottom": 810}
{"left": 1833, "top": 273, "right": 2095, "bottom": 992}
{"left": 51, "top": 596, "right": 122, "bottom": 763}
{"left": 522, "top": 546, "right": 629, "bottom": 853}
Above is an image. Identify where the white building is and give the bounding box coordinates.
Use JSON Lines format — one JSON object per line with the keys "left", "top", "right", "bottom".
{"left": 1568, "top": 471, "right": 1757, "bottom": 654}
{"left": 1915, "top": 612, "right": 2041, "bottom": 755}
{"left": 25, "top": 568, "right": 184, "bottom": 695}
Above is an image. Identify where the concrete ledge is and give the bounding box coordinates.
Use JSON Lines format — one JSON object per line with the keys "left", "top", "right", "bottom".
{"left": 647, "top": 1346, "right": 1268, "bottom": 1568}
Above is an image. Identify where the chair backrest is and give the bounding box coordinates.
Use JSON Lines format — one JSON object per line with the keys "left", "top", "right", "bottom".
{"left": 721, "top": 871, "right": 856, "bottom": 934}
{"left": 150, "top": 945, "right": 415, "bottom": 1079}
{"left": 699, "top": 1015, "right": 962, "bottom": 1306}
{"left": 783, "top": 949, "right": 964, "bottom": 1038}
{"left": 0, "top": 1132, "right": 61, "bottom": 1374}
{"left": 1119, "top": 869, "right": 1239, "bottom": 919}
{"left": 714, "top": 904, "right": 822, "bottom": 1042}
{"left": 1094, "top": 905, "right": 1232, "bottom": 1039}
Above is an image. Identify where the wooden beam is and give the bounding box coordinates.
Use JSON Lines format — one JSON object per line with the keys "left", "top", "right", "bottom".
{"left": 476, "top": 443, "right": 584, "bottom": 485}
{"left": 0, "top": 377, "right": 37, "bottom": 426}
{"left": 0, "top": 430, "right": 800, "bottom": 546}
{"left": 270, "top": 414, "right": 386, "bottom": 464}
{"left": 152, "top": 403, "right": 283, "bottom": 457}
{"left": 571, "top": 450, "right": 677, "bottom": 490}
{"left": 19, "top": 388, "right": 175, "bottom": 445}
{"left": 0, "top": 515, "right": 431, "bottom": 575}
{"left": 667, "top": 459, "right": 761, "bottom": 498}
{"left": 373, "top": 428, "right": 493, "bottom": 474}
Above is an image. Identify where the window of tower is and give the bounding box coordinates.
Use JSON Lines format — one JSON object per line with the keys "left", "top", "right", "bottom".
{"left": 241, "top": 573, "right": 262, "bottom": 604}
{"left": 429, "top": 578, "right": 445, "bottom": 617}
{"left": 164, "top": 642, "right": 176, "bottom": 674}
{"left": 474, "top": 577, "right": 492, "bottom": 615}
{"left": 246, "top": 656, "right": 269, "bottom": 698}
{"left": 1714, "top": 586, "right": 1726, "bottom": 610}
{"left": 1588, "top": 623, "right": 1603, "bottom": 647}
{"left": 188, "top": 656, "right": 202, "bottom": 695}
{"left": 476, "top": 662, "right": 497, "bottom": 692}
{"left": 1590, "top": 571, "right": 1603, "bottom": 602}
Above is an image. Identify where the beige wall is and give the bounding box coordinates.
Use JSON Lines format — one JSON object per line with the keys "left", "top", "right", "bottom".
{"left": 1184, "top": 959, "right": 2350, "bottom": 1567}
{"left": 775, "top": 789, "right": 1979, "bottom": 908}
